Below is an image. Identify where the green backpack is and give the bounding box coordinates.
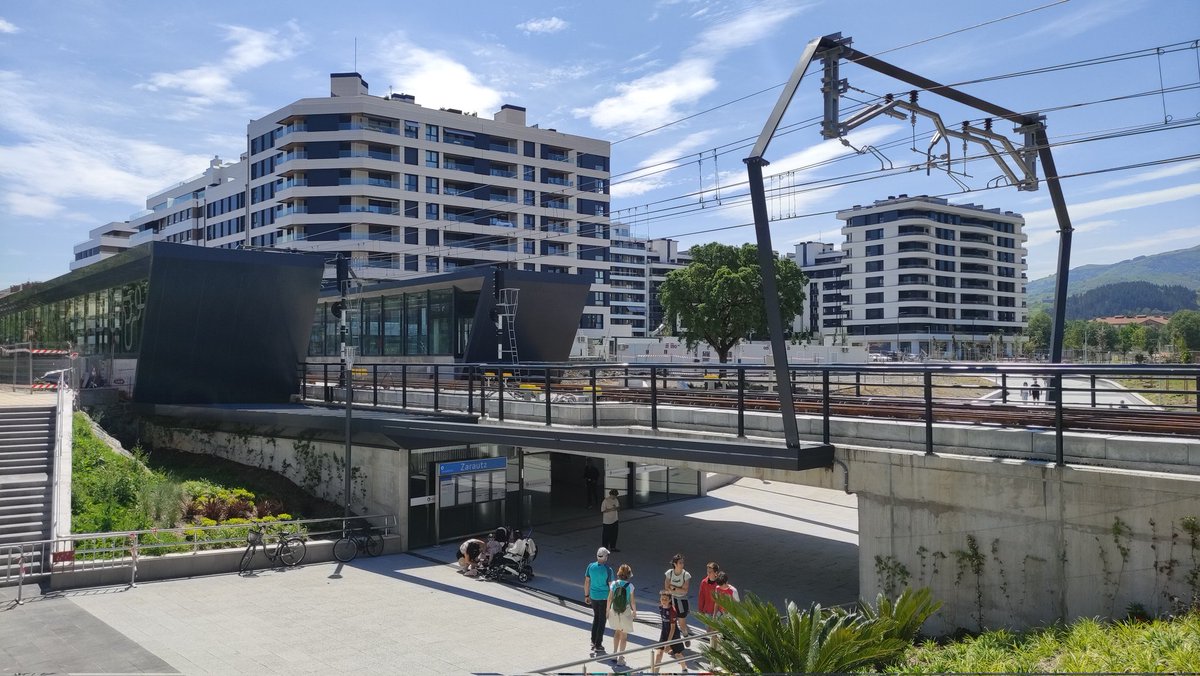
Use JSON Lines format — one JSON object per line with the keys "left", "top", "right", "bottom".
{"left": 611, "top": 580, "right": 629, "bottom": 614}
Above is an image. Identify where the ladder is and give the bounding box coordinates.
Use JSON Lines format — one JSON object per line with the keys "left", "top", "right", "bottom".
{"left": 497, "top": 288, "right": 519, "bottom": 363}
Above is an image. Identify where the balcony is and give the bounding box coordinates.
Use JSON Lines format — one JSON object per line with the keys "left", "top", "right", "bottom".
{"left": 337, "top": 205, "right": 399, "bottom": 215}
{"left": 490, "top": 168, "right": 516, "bottom": 178}
{"left": 489, "top": 193, "right": 516, "bottom": 203}
{"left": 488, "top": 217, "right": 515, "bottom": 228}
{"left": 543, "top": 222, "right": 570, "bottom": 234}
{"left": 544, "top": 176, "right": 573, "bottom": 187}
{"left": 338, "top": 122, "right": 400, "bottom": 135}
{"left": 544, "top": 151, "right": 569, "bottom": 162}
{"left": 338, "top": 150, "right": 398, "bottom": 162}
{"left": 542, "top": 200, "right": 569, "bottom": 210}
{"left": 444, "top": 161, "right": 476, "bottom": 173}
{"left": 488, "top": 142, "right": 516, "bottom": 154}
{"left": 277, "top": 151, "right": 308, "bottom": 166}
{"left": 444, "top": 212, "right": 474, "bottom": 223}
{"left": 278, "top": 179, "right": 307, "bottom": 190}
{"left": 279, "top": 123, "right": 307, "bottom": 137}
{"left": 338, "top": 178, "right": 399, "bottom": 189}
{"left": 276, "top": 206, "right": 307, "bottom": 217}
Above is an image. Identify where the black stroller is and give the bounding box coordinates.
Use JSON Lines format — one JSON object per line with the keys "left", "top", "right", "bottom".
{"left": 483, "top": 528, "right": 538, "bottom": 582}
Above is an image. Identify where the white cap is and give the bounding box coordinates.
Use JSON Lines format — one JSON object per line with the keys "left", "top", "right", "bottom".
{"left": 596, "top": 547, "right": 610, "bottom": 559}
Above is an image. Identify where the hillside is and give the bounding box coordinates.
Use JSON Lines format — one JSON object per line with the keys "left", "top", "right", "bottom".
{"left": 1063, "top": 281, "right": 1199, "bottom": 319}
{"left": 1028, "top": 244, "right": 1200, "bottom": 306}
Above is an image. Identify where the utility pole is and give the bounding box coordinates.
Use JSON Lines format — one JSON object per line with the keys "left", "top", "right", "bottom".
{"left": 335, "top": 255, "right": 353, "bottom": 523}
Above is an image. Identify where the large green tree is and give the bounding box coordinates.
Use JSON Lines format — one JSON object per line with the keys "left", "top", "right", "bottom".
{"left": 1023, "top": 308, "right": 1052, "bottom": 355}
{"left": 1167, "top": 310, "right": 1200, "bottom": 351}
{"left": 658, "top": 242, "right": 807, "bottom": 363}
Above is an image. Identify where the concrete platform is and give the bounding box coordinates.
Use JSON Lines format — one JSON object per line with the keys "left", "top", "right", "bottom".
{"left": 1, "top": 479, "right": 858, "bottom": 674}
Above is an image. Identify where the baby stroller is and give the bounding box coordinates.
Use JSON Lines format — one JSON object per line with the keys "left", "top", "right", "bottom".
{"left": 484, "top": 528, "right": 538, "bottom": 583}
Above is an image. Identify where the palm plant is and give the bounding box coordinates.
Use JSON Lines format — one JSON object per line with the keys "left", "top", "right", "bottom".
{"left": 700, "top": 588, "right": 940, "bottom": 673}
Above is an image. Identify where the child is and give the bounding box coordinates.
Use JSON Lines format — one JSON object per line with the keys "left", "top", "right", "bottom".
{"left": 652, "top": 591, "right": 689, "bottom": 673}
{"left": 607, "top": 564, "right": 636, "bottom": 667}
{"left": 663, "top": 553, "right": 693, "bottom": 646}
{"left": 712, "top": 571, "right": 739, "bottom": 617}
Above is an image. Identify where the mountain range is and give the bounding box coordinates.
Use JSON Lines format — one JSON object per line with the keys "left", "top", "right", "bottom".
{"left": 1027, "top": 244, "right": 1200, "bottom": 309}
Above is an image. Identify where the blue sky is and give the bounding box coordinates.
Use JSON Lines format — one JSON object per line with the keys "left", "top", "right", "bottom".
{"left": 1, "top": 0, "right": 1198, "bottom": 289}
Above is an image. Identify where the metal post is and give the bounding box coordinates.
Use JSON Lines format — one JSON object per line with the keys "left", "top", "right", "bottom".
{"left": 746, "top": 157, "right": 801, "bottom": 450}
{"left": 821, "top": 369, "right": 831, "bottom": 444}
{"left": 590, "top": 366, "right": 598, "bottom": 428}
{"left": 544, "top": 367, "right": 552, "bottom": 426}
{"left": 498, "top": 370, "right": 506, "bottom": 422}
{"left": 129, "top": 533, "right": 138, "bottom": 588}
{"left": 855, "top": 371, "right": 861, "bottom": 398}
{"left": 323, "top": 363, "right": 330, "bottom": 402}
{"left": 1090, "top": 374, "right": 1096, "bottom": 409}
{"left": 468, "top": 365, "right": 475, "bottom": 416}
{"left": 650, "top": 366, "right": 658, "bottom": 430}
{"left": 737, "top": 367, "right": 746, "bottom": 438}
{"left": 924, "top": 371, "right": 934, "bottom": 455}
{"left": 1195, "top": 375, "right": 1199, "bottom": 413}
{"left": 337, "top": 255, "right": 353, "bottom": 521}
{"left": 401, "top": 364, "right": 408, "bottom": 409}
{"left": 433, "top": 364, "right": 440, "bottom": 412}
{"left": 1054, "top": 374, "right": 1064, "bottom": 466}
{"left": 1036, "top": 125, "right": 1075, "bottom": 368}
{"left": 1001, "top": 372, "right": 1008, "bottom": 404}
{"left": 372, "top": 364, "right": 378, "bottom": 407}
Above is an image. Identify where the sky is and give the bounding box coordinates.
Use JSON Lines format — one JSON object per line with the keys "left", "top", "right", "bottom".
{"left": 1, "top": 0, "right": 1198, "bottom": 289}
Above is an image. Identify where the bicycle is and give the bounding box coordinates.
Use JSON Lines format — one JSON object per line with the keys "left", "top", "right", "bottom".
{"left": 239, "top": 523, "right": 306, "bottom": 574}
{"left": 332, "top": 525, "right": 385, "bottom": 563}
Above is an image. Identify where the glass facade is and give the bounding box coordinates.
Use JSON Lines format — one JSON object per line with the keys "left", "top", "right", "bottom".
{"left": 309, "top": 287, "right": 479, "bottom": 358}
{"left": 0, "top": 279, "right": 149, "bottom": 357}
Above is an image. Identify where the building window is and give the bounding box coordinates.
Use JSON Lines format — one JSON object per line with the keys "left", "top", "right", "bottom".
{"left": 404, "top": 200, "right": 418, "bottom": 218}
{"left": 426, "top": 203, "right": 439, "bottom": 220}
{"left": 935, "top": 307, "right": 955, "bottom": 319}
{"left": 524, "top": 141, "right": 535, "bottom": 157}
{"left": 524, "top": 214, "right": 535, "bottom": 229}
{"left": 426, "top": 177, "right": 439, "bottom": 194}
{"left": 865, "top": 244, "right": 883, "bottom": 257}
{"left": 426, "top": 257, "right": 439, "bottom": 272}
{"left": 405, "top": 174, "right": 418, "bottom": 191}
{"left": 935, "top": 259, "right": 956, "bottom": 272}
{"left": 935, "top": 292, "right": 955, "bottom": 304}
{"left": 866, "top": 228, "right": 884, "bottom": 241}
{"left": 866, "top": 308, "right": 884, "bottom": 319}
{"left": 425, "top": 151, "right": 439, "bottom": 168}
{"left": 935, "top": 244, "right": 955, "bottom": 256}
{"left": 936, "top": 227, "right": 955, "bottom": 240}
{"left": 865, "top": 260, "right": 883, "bottom": 272}
{"left": 866, "top": 276, "right": 884, "bottom": 288}
{"left": 524, "top": 190, "right": 536, "bottom": 206}
{"left": 524, "top": 165, "right": 535, "bottom": 181}
{"left": 866, "top": 292, "right": 884, "bottom": 304}
{"left": 404, "top": 121, "right": 418, "bottom": 138}
{"left": 426, "top": 124, "right": 439, "bottom": 142}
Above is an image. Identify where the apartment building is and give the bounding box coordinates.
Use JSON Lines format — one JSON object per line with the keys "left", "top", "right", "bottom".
{"left": 72, "top": 72, "right": 615, "bottom": 340}
{"left": 788, "top": 241, "right": 849, "bottom": 343}
{"left": 71, "top": 221, "right": 138, "bottom": 271}
{"left": 835, "top": 194, "right": 1027, "bottom": 358}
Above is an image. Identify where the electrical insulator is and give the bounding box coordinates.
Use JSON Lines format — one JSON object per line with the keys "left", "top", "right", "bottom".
{"left": 984, "top": 118, "right": 993, "bottom": 132}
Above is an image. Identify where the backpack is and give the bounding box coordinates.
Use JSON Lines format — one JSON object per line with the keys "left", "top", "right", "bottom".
{"left": 611, "top": 580, "right": 629, "bottom": 614}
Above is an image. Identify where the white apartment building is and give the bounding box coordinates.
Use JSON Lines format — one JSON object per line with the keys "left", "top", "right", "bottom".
{"left": 71, "top": 221, "right": 138, "bottom": 271}
{"left": 835, "top": 194, "right": 1028, "bottom": 358}
{"left": 788, "top": 241, "right": 849, "bottom": 344}
{"left": 72, "top": 72, "right": 616, "bottom": 341}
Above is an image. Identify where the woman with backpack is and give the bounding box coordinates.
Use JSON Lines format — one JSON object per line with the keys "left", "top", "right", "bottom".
{"left": 606, "top": 564, "right": 636, "bottom": 667}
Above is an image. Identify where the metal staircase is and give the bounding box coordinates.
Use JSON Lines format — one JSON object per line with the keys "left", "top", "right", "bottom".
{"left": 0, "top": 406, "right": 55, "bottom": 579}
{"left": 497, "top": 288, "right": 519, "bottom": 363}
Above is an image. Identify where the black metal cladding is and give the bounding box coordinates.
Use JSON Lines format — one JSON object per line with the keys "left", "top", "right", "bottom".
{"left": 135, "top": 244, "right": 325, "bottom": 404}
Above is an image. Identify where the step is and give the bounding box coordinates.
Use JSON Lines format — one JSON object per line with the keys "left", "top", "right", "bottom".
{"left": 0, "top": 453, "right": 50, "bottom": 464}
{"left": 0, "top": 502, "right": 45, "bottom": 515}
{"left": 0, "top": 474, "right": 49, "bottom": 490}
{"left": 0, "top": 531, "right": 49, "bottom": 547}
{"left": 0, "top": 448, "right": 49, "bottom": 460}
{"left": 0, "top": 442, "right": 52, "bottom": 454}
{"left": 0, "top": 464, "right": 51, "bottom": 477}
{"left": 0, "top": 486, "right": 50, "bottom": 500}
{"left": 0, "top": 520, "right": 46, "bottom": 535}
{"left": 0, "top": 512, "right": 45, "bottom": 527}
{"left": 0, "top": 428, "right": 51, "bottom": 438}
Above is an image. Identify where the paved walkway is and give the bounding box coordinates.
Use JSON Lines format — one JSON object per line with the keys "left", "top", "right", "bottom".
{"left": 0, "top": 479, "right": 858, "bottom": 674}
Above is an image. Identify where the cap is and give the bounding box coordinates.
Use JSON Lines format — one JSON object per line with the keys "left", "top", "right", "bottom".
{"left": 596, "top": 547, "right": 610, "bottom": 559}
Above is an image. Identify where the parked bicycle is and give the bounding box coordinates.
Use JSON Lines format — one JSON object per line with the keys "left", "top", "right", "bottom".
{"left": 239, "top": 523, "right": 306, "bottom": 575}
{"left": 333, "top": 525, "right": 385, "bottom": 562}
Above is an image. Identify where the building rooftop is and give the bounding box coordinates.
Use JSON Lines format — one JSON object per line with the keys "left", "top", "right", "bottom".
{"left": 838, "top": 194, "right": 1022, "bottom": 219}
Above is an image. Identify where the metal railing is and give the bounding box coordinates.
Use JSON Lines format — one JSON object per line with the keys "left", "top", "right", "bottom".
{"left": 300, "top": 361, "right": 1200, "bottom": 466}
{"left": 1, "top": 514, "right": 397, "bottom": 599}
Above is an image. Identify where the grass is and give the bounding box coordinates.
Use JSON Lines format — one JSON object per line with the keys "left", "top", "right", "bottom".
{"left": 1114, "top": 376, "right": 1198, "bottom": 409}
{"left": 892, "top": 613, "right": 1200, "bottom": 673}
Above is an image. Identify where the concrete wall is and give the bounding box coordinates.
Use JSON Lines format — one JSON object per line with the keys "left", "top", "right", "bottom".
{"left": 140, "top": 422, "right": 410, "bottom": 550}
{"left": 849, "top": 446, "right": 1200, "bottom": 632}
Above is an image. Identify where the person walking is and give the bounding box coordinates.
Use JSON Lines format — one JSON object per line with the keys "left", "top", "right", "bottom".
{"left": 663, "top": 553, "right": 693, "bottom": 646}
{"left": 584, "top": 459, "right": 601, "bottom": 509}
{"left": 1031, "top": 378, "right": 1042, "bottom": 404}
{"left": 584, "top": 547, "right": 615, "bottom": 656}
{"left": 651, "top": 590, "right": 691, "bottom": 674}
{"left": 606, "top": 564, "right": 636, "bottom": 667}
{"left": 601, "top": 489, "right": 621, "bottom": 552}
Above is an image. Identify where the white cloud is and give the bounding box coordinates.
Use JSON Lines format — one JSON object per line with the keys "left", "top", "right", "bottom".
{"left": 0, "top": 71, "right": 213, "bottom": 220}
{"left": 612, "top": 130, "right": 717, "bottom": 198}
{"left": 574, "top": 1, "right": 808, "bottom": 134}
{"left": 1024, "top": 1, "right": 1138, "bottom": 40}
{"left": 1023, "top": 183, "right": 1200, "bottom": 235}
{"left": 137, "top": 23, "right": 304, "bottom": 116}
{"left": 375, "top": 33, "right": 505, "bottom": 114}
{"left": 1084, "top": 159, "right": 1200, "bottom": 194}
{"left": 516, "top": 17, "right": 568, "bottom": 34}
{"left": 0, "top": 17, "right": 19, "bottom": 33}
{"left": 1083, "top": 225, "right": 1200, "bottom": 255}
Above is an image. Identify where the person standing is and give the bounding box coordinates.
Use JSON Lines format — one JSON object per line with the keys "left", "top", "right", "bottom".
{"left": 1031, "top": 378, "right": 1042, "bottom": 404}
{"left": 601, "top": 489, "right": 621, "bottom": 552}
{"left": 696, "top": 562, "right": 720, "bottom": 621}
{"left": 651, "top": 590, "right": 690, "bottom": 673}
{"left": 584, "top": 459, "right": 601, "bottom": 509}
{"left": 712, "top": 571, "right": 740, "bottom": 616}
{"left": 663, "top": 553, "right": 693, "bottom": 646}
{"left": 606, "top": 564, "right": 636, "bottom": 667}
{"left": 584, "top": 547, "right": 615, "bottom": 656}
{"left": 1020, "top": 381, "right": 1029, "bottom": 404}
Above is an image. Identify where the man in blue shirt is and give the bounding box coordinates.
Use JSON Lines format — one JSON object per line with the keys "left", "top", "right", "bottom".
{"left": 583, "top": 547, "right": 614, "bottom": 656}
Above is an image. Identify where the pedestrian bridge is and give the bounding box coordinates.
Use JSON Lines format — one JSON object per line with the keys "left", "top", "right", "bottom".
{"left": 136, "top": 361, "right": 1199, "bottom": 632}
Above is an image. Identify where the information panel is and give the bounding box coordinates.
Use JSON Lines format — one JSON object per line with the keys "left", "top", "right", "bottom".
{"left": 437, "top": 457, "right": 508, "bottom": 508}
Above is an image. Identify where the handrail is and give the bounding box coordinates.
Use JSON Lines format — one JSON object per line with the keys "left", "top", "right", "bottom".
{"left": 532, "top": 628, "right": 720, "bottom": 674}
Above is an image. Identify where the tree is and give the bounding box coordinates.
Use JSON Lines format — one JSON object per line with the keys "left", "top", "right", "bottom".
{"left": 1024, "top": 309, "right": 1052, "bottom": 355}
{"left": 1168, "top": 310, "right": 1200, "bottom": 351}
{"left": 658, "top": 242, "right": 807, "bottom": 363}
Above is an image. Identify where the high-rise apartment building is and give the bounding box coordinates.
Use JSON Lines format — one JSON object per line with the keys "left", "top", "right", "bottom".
{"left": 788, "top": 242, "right": 849, "bottom": 343}
{"left": 72, "top": 72, "right": 615, "bottom": 339}
{"left": 835, "top": 194, "right": 1027, "bottom": 358}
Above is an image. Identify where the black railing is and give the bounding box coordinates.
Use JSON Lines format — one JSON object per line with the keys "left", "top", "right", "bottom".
{"left": 299, "top": 361, "right": 1200, "bottom": 466}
